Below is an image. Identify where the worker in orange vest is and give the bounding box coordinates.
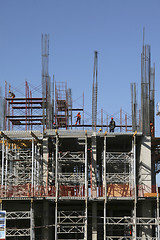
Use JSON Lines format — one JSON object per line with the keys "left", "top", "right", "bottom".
{"left": 75, "top": 112, "right": 81, "bottom": 125}
{"left": 150, "top": 121, "right": 154, "bottom": 137}
{"left": 9, "top": 90, "right": 15, "bottom": 103}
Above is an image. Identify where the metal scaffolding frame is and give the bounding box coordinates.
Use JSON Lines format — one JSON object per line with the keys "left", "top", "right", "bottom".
{"left": 6, "top": 208, "right": 34, "bottom": 239}
{"left": 4, "top": 81, "right": 49, "bottom": 131}
{"left": 104, "top": 151, "right": 134, "bottom": 198}
{"left": 54, "top": 132, "right": 88, "bottom": 240}
{"left": 55, "top": 81, "right": 68, "bottom": 129}
{"left": 0, "top": 131, "right": 48, "bottom": 198}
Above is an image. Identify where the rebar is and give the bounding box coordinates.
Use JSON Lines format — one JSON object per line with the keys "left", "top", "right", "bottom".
{"left": 41, "top": 34, "right": 50, "bottom": 131}
{"left": 92, "top": 51, "right": 98, "bottom": 130}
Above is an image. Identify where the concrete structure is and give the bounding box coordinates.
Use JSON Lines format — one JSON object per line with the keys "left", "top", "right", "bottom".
{"left": 0, "top": 129, "right": 159, "bottom": 239}
{"left": 0, "top": 34, "right": 158, "bottom": 240}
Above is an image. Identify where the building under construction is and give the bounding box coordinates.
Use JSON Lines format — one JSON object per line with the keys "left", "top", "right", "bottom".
{"left": 0, "top": 34, "right": 160, "bottom": 240}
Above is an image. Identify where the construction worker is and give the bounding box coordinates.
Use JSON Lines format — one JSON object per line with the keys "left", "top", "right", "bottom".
{"left": 75, "top": 112, "right": 81, "bottom": 125}
{"left": 53, "top": 122, "right": 57, "bottom": 129}
{"left": 109, "top": 117, "right": 116, "bottom": 132}
{"left": 150, "top": 121, "right": 154, "bottom": 137}
{"left": 9, "top": 90, "right": 15, "bottom": 103}
{"left": 98, "top": 128, "right": 102, "bottom": 133}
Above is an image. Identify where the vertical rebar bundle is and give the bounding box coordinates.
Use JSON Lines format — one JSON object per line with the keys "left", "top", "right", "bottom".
{"left": 68, "top": 88, "right": 72, "bottom": 127}
{"left": 141, "top": 43, "right": 155, "bottom": 135}
{"left": 149, "top": 64, "right": 155, "bottom": 128}
{"left": 92, "top": 51, "right": 98, "bottom": 130}
{"left": 41, "top": 34, "right": 50, "bottom": 130}
{"left": 131, "top": 83, "right": 137, "bottom": 132}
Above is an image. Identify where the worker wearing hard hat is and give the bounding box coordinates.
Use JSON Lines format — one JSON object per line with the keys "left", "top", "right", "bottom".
{"left": 98, "top": 128, "right": 102, "bottom": 133}
{"left": 109, "top": 117, "right": 116, "bottom": 132}
{"left": 75, "top": 112, "right": 81, "bottom": 125}
{"left": 9, "top": 90, "right": 15, "bottom": 103}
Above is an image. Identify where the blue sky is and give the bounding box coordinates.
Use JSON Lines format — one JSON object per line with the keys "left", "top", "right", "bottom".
{"left": 1, "top": 0, "right": 160, "bottom": 133}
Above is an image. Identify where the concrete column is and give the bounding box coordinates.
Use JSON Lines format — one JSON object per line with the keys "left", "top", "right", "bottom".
{"left": 42, "top": 200, "right": 49, "bottom": 240}
{"left": 91, "top": 133, "right": 97, "bottom": 198}
{"left": 139, "top": 136, "right": 152, "bottom": 238}
{"left": 92, "top": 202, "right": 97, "bottom": 240}
{"left": 43, "top": 137, "right": 49, "bottom": 190}
{"left": 141, "top": 201, "right": 152, "bottom": 239}
{"left": 139, "top": 136, "right": 152, "bottom": 191}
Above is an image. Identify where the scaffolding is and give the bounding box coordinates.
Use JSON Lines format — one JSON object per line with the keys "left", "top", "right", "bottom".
{"left": 0, "top": 130, "right": 159, "bottom": 239}
{"left": 55, "top": 82, "right": 68, "bottom": 129}
{"left": 0, "top": 31, "right": 159, "bottom": 240}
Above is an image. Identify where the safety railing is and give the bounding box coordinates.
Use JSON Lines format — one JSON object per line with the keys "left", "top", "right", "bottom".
{"left": 58, "top": 185, "right": 85, "bottom": 197}
{"left": 0, "top": 184, "right": 158, "bottom": 198}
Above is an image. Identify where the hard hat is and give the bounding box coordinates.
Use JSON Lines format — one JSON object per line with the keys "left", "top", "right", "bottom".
{"left": 9, "top": 90, "right": 11, "bottom": 93}
{"left": 99, "top": 128, "right": 102, "bottom": 131}
{"left": 111, "top": 117, "right": 113, "bottom": 120}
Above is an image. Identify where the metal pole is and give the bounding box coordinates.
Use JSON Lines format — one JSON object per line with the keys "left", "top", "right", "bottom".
{"left": 4, "top": 81, "right": 7, "bottom": 130}
{"left": 30, "top": 199, "right": 35, "bottom": 240}
{"left": 52, "top": 75, "right": 55, "bottom": 127}
{"left": 156, "top": 185, "right": 159, "bottom": 239}
{"left": 32, "top": 137, "right": 34, "bottom": 195}
{"left": 85, "top": 133, "right": 88, "bottom": 240}
{"left": 134, "top": 83, "right": 137, "bottom": 131}
{"left": 101, "top": 108, "right": 103, "bottom": 131}
{"left": 120, "top": 108, "right": 122, "bottom": 132}
{"left": 125, "top": 114, "right": 127, "bottom": 132}
{"left": 5, "top": 141, "right": 8, "bottom": 190}
{"left": 1, "top": 137, "right": 4, "bottom": 185}
{"left": 133, "top": 135, "right": 137, "bottom": 239}
{"left": 83, "top": 92, "right": 84, "bottom": 130}
{"left": 55, "top": 134, "right": 58, "bottom": 240}
{"left": 34, "top": 145, "right": 37, "bottom": 187}
{"left": 104, "top": 135, "right": 107, "bottom": 240}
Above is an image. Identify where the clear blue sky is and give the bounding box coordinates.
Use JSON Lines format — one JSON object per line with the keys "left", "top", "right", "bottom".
{"left": 1, "top": 0, "right": 160, "bottom": 132}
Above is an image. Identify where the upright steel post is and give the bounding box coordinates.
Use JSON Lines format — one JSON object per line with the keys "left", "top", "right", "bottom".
{"left": 85, "top": 132, "right": 88, "bottom": 240}
{"left": 156, "top": 185, "right": 160, "bottom": 239}
{"left": 5, "top": 141, "right": 8, "bottom": 190}
{"left": 104, "top": 135, "right": 107, "bottom": 240}
{"left": 55, "top": 134, "right": 58, "bottom": 240}
{"left": 30, "top": 199, "right": 35, "bottom": 240}
{"left": 125, "top": 114, "right": 127, "bottom": 132}
{"left": 4, "top": 81, "right": 7, "bottom": 130}
{"left": 120, "top": 108, "right": 122, "bottom": 132}
{"left": 1, "top": 137, "right": 4, "bottom": 185}
{"left": 133, "top": 135, "right": 137, "bottom": 239}
{"left": 32, "top": 138, "right": 34, "bottom": 195}
{"left": 101, "top": 108, "right": 103, "bottom": 131}
{"left": 83, "top": 92, "right": 84, "bottom": 130}
{"left": 34, "top": 145, "right": 37, "bottom": 187}
{"left": 52, "top": 75, "right": 55, "bottom": 128}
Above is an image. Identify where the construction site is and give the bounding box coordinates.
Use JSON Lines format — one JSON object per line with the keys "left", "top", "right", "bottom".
{"left": 0, "top": 34, "right": 160, "bottom": 240}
